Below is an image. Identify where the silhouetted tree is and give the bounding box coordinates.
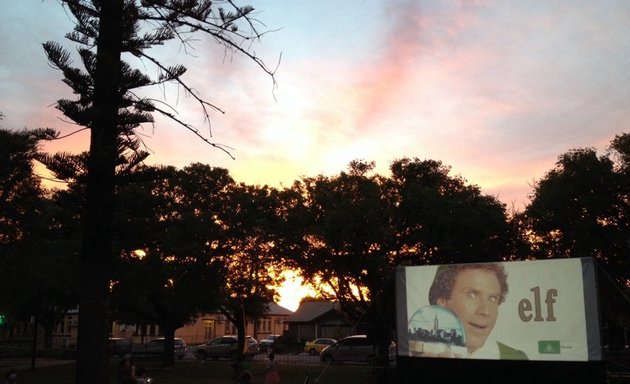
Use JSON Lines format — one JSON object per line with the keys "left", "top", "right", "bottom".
{"left": 287, "top": 160, "right": 396, "bottom": 366}
{"left": 524, "top": 137, "right": 630, "bottom": 322}
{"left": 42, "top": 1, "right": 277, "bottom": 381}
{"left": 525, "top": 148, "right": 622, "bottom": 259}
{"left": 0, "top": 127, "right": 79, "bottom": 348}
{"left": 0, "top": 128, "right": 55, "bottom": 247}
{"left": 283, "top": 158, "right": 514, "bottom": 367}
{"left": 215, "top": 182, "right": 286, "bottom": 366}
{"left": 110, "top": 164, "right": 230, "bottom": 366}
{"left": 387, "top": 157, "right": 513, "bottom": 265}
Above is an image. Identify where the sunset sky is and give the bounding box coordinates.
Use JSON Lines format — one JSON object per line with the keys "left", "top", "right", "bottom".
{"left": 2, "top": 1, "right": 630, "bottom": 310}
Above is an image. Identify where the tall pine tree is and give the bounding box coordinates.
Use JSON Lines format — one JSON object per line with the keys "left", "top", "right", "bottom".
{"left": 43, "top": 2, "right": 277, "bottom": 382}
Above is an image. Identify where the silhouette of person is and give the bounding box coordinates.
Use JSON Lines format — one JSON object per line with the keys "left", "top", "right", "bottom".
{"left": 264, "top": 352, "right": 280, "bottom": 384}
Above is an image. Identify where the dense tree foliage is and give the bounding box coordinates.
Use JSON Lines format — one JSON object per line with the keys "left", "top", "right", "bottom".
{"left": 387, "top": 157, "right": 513, "bottom": 265}
{"left": 283, "top": 158, "right": 514, "bottom": 365}
{"left": 524, "top": 133, "right": 630, "bottom": 321}
{"left": 0, "top": 128, "right": 56, "bottom": 246}
{"left": 110, "top": 164, "right": 229, "bottom": 366}
{"left": 287, "top": 160, "right": 395, "bottom": 364}
{"left": 0, "top": 128, "right": 79, "bottom": 348}
{"left": 292, "top": 161, "right": 393, "bottom": 311}
{"left": 213, "top": 182, "right": 287, "bottom": 364}
{"left": 33, "top": 148, "right": 290, "bottom": 368}
{"left": 109, "top": 164, "right": 287, "bottom": 366}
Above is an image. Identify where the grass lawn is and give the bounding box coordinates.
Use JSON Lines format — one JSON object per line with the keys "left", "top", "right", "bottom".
{"left": 1, "top": 358, "right": 385, "bottom": 384}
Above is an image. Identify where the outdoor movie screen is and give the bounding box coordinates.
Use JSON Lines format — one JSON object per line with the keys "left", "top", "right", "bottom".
{"left": 395, "top": 257, "right": 601, "bottom": 362}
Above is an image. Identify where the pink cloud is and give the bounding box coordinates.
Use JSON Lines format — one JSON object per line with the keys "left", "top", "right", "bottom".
{"left": 347, "top": 1, "right": 491, "bottom": 131}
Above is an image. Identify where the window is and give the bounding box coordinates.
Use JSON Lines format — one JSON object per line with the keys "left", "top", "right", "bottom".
{"left": 204, "top": 320, "right": 214, "bottom": 340}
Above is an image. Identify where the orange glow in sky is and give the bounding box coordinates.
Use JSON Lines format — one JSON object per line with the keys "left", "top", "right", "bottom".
{"left": 276, "top": 271, "right": 316, "bottom": 312}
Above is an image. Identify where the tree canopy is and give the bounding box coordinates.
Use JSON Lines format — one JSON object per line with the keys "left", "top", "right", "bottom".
{"left": 524, "top": 134, "right": 630, "bottom": 320}
{"left": 3, "top": 123, "right": 630, "bottom": 370}
{"left": 281, "top": 158, "right": 514, "bottom": 366}
{"left": 0, "top": 128, "right": 79, "bottom": 348}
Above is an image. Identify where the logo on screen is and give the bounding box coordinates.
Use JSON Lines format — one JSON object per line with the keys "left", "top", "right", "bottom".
{"left": 538, "top": 340, "right": 561, "bottom": 354}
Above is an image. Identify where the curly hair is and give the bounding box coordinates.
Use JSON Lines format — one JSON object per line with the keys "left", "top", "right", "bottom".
{"left": 428, "top": 262, "right": 509, "bottom": 305}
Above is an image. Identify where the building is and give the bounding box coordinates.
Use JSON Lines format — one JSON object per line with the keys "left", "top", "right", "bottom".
{"left": 0, "top": 308, "right": 80, "bottom": 350}
{"left": 109, "top": 302, "right": 293, "bottom": 346}
{"left": 284, "top": 300, "right": 355, "bottom": 342}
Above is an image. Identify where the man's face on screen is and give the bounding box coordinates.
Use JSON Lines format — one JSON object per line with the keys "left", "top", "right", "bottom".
{"left": 437, "top": 268, "right": 502, "bottom": 353}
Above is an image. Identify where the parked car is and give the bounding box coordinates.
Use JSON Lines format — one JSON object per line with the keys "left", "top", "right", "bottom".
{"left": 304, "top": 338, "right": 337, "bottom": 356}
{"left": 108, "top": 337, "right": 132, "bottom": 357}
{"left": 259, "top": 335, "right": 282, "bottom": 351}
{"left": 320, "top": 335, "right": 395, "bottom": 363}
{"left": 132, "top": 337, "right": 187, "bottom": 360}
{"left": 194, "top": 335, "right": 259, "bottom": 361}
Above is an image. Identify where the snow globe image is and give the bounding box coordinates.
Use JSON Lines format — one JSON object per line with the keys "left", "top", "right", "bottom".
{"left": 407, "top": 305, "right": 468, "bottom": 358}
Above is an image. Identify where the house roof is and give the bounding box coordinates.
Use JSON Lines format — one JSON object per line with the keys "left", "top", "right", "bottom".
{"left": 284, "top": 301, "right": 340, "bottom": 323}
{"left": 266, "top": 302, "right": 294, "bottom": 316}
{"left": 202, "top": 302, "right": 293, "bottom": 318}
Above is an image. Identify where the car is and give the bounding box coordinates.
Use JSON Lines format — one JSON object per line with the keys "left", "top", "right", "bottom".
{"left": 194, "top": 335, "right": 259, "bottom": 361}
{"left": 259, "top": 335, "right": 282, "bottom": 351}
{"left": 304, "top": 338, "right": 337, "bottom": 356}
{"left": 133, "top": 337, "right": 187, "bottom": 360}
{"left": 320, "top": 335, "right": 395, "bottom": 364}
{"left": 108, "top": 337, "right": 132, "bottom": 357}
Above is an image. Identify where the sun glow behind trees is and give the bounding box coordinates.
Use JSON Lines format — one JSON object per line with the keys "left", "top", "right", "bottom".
{"left": 275, "top": 270, "right": 315, "bottom": 311}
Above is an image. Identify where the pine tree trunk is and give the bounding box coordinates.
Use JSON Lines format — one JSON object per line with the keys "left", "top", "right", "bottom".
{"left": 161, "top": 326, "right": 176, "bottom": 367}
{"left": 75, "top": 1, "right": 124, "bottom": 383}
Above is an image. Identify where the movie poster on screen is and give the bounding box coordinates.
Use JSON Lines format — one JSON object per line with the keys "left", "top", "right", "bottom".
{"left": 396, "top": 257, "right": 601, "bottom": 362}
